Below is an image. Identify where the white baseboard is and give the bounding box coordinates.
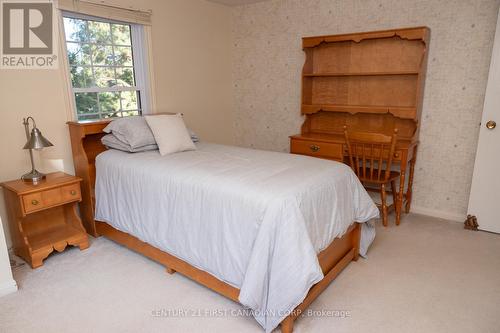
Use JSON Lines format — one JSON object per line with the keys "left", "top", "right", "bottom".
{"left": 0, "top": 279, "right": 17, "bottom": 297}
{"left": 410, "top": 205, "right": 465, "bottom": 222}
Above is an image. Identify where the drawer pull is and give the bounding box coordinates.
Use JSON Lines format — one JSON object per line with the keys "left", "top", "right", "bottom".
{"left": 309, "top": 144, "right": 320, "bottom": 152}
{"left": 394, "top": 153, "right": 400, "bottom": 158}
{"left": 70, "top": 190, "right": 77, "bottom": 196}
{"left": 31, "top": 199, "right": 39, "bottom": 206}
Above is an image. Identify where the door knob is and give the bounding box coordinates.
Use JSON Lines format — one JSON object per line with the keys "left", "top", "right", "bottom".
{"left": 486, "top": 120, "right": 496, "bottom": 129}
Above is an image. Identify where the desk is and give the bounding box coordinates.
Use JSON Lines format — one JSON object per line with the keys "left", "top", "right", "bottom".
{"left": 290, "top": 133, "right": 418, "bottom": 222}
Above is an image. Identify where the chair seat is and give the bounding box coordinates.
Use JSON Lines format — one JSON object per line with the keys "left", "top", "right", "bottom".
{"left": 356, "top": 168, "right": 400, "bottom": 184}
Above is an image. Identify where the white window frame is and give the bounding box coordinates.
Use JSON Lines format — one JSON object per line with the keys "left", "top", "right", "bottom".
{"left": 61, "top": 11, "right": 151, "bottom": 120}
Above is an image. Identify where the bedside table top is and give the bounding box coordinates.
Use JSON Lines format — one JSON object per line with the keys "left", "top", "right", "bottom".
{"left": 1, "top": 172, "right": 82, "bottom": 195}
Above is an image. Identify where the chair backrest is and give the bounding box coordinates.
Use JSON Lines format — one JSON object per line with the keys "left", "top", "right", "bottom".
{"left": 344, "top": 127, "right": 398, "bottom": 182}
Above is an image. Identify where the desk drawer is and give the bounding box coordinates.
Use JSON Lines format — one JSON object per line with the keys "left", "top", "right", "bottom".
{"left": 291, "top": 138, "right": 343, "bottom": 161}
{"left": 22, "top": 182, "right": 81, "bottom": 215}
{"left": 342, "top": 147, "right": 404, "bottom": 161}
{"left": 393, "top": 150, "right": 402, "bottom": 161}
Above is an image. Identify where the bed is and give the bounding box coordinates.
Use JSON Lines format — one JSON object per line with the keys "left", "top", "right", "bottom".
{"left": 67, "top": 119, "right": 379, "bottom": 333}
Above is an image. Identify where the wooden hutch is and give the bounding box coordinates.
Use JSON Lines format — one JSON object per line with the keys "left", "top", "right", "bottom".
{"left": 290, "top": 27, "right": 430, "bottom": 222}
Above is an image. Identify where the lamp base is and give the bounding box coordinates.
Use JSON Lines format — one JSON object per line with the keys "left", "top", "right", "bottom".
{"left": 21, "top": 170, "right": 46, "bottom": 183}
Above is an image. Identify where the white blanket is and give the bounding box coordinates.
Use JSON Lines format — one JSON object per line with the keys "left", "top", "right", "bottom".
{"left": 95, "top": 143, "right": 379, "bottom": 332}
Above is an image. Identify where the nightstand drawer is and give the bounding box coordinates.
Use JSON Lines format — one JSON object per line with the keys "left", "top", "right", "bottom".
{"left": 41, "top": 187, "right": 63, "bottom": 207}
{"left": 291, "top": 138, "right": 343, "bottom": 161}
{"left": 21, "top": 182, "right": 81, "bottom": 214}
{"left": 61, "top": 183, "right": 81, "bottom": 202}
{"left": 22, "top": 192, "right": 44, "bottom": 213}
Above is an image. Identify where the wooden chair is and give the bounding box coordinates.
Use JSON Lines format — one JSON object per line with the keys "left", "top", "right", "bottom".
{"left": 344, "top": 127, "right": 400, "bottom": 226}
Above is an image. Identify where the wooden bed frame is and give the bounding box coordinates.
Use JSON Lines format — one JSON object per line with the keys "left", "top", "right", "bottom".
{"left": 67, "top": 119, "right": 362, "bottom": 333}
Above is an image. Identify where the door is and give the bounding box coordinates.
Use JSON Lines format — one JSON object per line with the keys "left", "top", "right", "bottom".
{"left": 467, "top": 10, "right": 500, "bottom": 233}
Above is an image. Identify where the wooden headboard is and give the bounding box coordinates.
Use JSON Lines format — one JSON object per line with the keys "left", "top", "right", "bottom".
{"left": 67, "top": 120, "right": 110, "bottom": 236}
{"left": 68, "top": 114, "right": 175, "bottom": 236}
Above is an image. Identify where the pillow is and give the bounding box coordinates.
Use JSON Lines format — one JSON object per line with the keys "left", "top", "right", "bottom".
{"left": 103, "top": 115, "right": 199, "bottom": 147}
{"left": 145, "top": 114, "right": 196, "bottom": 155}
{"left": 103, "top": 116, "right": 156, "bottom": 149}
{"left": 101, "top": 134, "right": 158, "bottom": 153}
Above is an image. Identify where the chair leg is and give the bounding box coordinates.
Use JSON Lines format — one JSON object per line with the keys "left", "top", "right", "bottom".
{"left": 391, "top": 180, "right": 398, "bottom": 214}
{"left": 380, "top": 183, "right": 388, "bottom": 227}
{"left": 396, "top": 173, "right": 405, "bottom": 226}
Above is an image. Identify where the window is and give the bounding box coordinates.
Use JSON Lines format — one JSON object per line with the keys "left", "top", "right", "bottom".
{"left": 62, "top": 13, "right": 149, "bottom": 121}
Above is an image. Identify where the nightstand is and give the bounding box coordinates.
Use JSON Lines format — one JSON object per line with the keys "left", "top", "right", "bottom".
{"left": 1, "top": 172, "right": 89, "bottom": 268}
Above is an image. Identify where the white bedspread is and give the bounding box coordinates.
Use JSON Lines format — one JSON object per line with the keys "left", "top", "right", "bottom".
{"left": 95, "top": 143, "right": 378, "bottom": 332}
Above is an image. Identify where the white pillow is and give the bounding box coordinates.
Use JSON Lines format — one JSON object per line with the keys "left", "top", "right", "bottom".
{"left": 144, "top": 114, "right": 196, "bottom": 156}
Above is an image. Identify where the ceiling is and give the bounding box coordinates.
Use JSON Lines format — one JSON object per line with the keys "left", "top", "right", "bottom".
{"left": 207, "top": 0, "right": 270, "bottom": 6}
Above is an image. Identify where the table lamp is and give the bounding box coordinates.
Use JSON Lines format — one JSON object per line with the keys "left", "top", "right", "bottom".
{"left": 21, "top": 117, "right": 53, "bottom": 183}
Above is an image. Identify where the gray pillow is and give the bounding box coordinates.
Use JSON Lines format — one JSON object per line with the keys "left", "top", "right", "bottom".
{"left": 103, "top": 116, "right": 199, "bottom": 147}
{"left": 101, "top": 134, "right": 158, "bottom": 153}
{"left": 103, "top": 116, "right": 156, "bottom": 149}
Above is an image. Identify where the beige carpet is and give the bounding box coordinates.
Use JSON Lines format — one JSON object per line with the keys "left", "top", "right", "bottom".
{"left": 1, "top": 213, "right": 499, "bottom": 333}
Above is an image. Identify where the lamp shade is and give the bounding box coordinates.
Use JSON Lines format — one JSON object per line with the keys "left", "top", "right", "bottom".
{"left": 23, "top": 127, "right": 53, "bottom": 150}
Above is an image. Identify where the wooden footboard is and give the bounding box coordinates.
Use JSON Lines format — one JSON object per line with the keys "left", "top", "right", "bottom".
{"left": 67, "top": 120, "right": 362, "bottom": 333}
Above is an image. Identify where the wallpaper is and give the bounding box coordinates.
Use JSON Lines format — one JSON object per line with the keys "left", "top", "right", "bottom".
{"left": 231, "top": 0, "right": 500, "bottom": 218}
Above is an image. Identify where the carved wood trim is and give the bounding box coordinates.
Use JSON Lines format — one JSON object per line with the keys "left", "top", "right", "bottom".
{"left": 303, "top": 26, "right": 429, "bottom": 48}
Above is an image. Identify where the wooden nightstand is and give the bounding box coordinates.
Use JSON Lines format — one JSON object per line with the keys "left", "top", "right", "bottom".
{"left": 1, "top": 172, "right": 89, "bottom": 268}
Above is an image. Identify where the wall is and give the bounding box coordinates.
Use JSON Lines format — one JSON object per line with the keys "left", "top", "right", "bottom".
{"left": 0, "top": 0, "right": 233, "bottom": 247}
{"left": 231, "top": 0, "right": 500, "bottom": 220}
{"left": 0, "top": 217, "right": 16, "bottom": 297}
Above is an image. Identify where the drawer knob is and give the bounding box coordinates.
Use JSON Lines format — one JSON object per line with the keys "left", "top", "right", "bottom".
{"left": 394, "top": 153, "right": 400, "bottom": 158}
{"left": 70, "top": 190, "right": 77, "bottom": 195}
{"left": 310, "top": 144, "right": 320, "bottom": 152}
{"left": 31, "top": 199, "right": 39, "bottom": 206}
